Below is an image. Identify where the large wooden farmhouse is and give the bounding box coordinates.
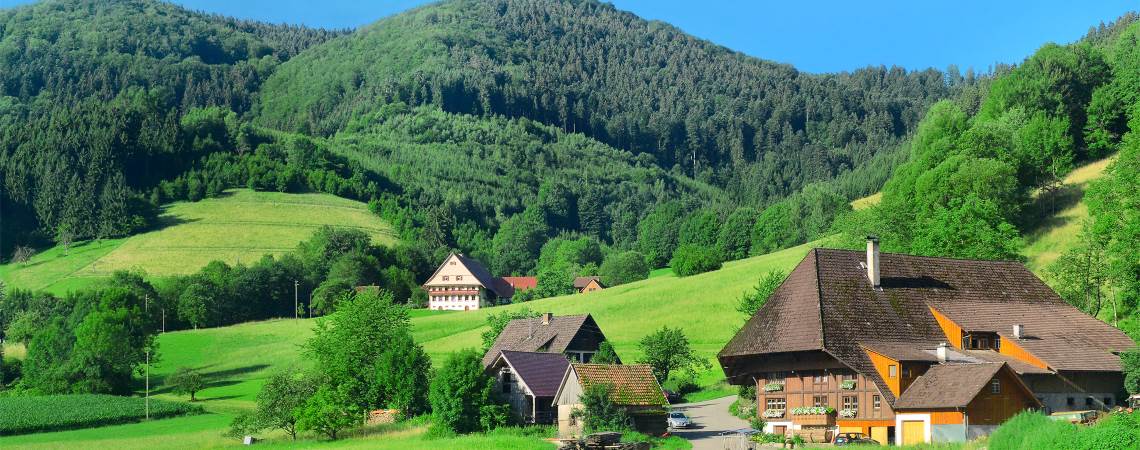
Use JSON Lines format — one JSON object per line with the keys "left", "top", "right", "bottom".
{"left": 719, "top": 238, "right": 1136, "bottom": 446}
{"left": 422, "top": 253, "right": 534, "bottom": 310}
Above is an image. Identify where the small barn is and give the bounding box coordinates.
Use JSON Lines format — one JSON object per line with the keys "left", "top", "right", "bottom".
{"left": 487, "top": 350, "right": 570, "bottom": 424}
{"left": 552, "top": 364, "right": 668, "bottom": 438}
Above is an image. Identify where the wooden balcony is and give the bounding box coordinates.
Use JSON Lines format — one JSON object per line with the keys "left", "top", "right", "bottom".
{"left": 794, "top": 413, "right": 835, "bottom": 426}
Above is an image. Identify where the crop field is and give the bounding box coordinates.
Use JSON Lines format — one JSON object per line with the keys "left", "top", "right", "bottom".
{"left": 0, "top": 190, "right": 396, "bottom": 295}
{"left": 0, "top": 394, "right": 201, "bottom": 436}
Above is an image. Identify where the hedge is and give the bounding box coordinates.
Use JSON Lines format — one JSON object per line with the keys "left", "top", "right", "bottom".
{"left": 0, "top": 394, "right": 203, "bottom": 435}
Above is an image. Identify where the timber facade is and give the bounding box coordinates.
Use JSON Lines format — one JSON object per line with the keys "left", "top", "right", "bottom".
{"left": 719, "top": 239, "right": 1136, "bottom": 446}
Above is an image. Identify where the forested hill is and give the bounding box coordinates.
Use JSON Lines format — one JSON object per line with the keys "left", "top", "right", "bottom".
{"left": 0, "top": 0, "right": 343, "bottom": 249}
{"left": 257, "top": 0, "right": 964, "bottom": 205}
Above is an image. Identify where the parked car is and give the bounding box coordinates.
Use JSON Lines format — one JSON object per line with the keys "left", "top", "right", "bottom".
{"left": 834, "top": 432, "right": 879, "bottom": 446}
{"left": 664, "top": 390, "right": 684, "bottom": 404}
{"left": 666, "top": 411, "right": 693, "bottom": 429}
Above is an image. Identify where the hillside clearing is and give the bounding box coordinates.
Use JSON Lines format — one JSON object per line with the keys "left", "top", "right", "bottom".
{"left": 0, "top": 190, "right": 396, "bottom": 294}
{"left": 1022, "top": 155, "right": 1116, "bottom": 271}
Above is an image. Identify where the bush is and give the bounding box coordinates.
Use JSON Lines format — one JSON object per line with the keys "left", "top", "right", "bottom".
{"left": 0, "top": 394, "right": 202, "bottom": 435}
{"left": 598, "top": 251, "right": 650, "bottom": 287}
{"left": 669, "top": 244, "right": 722, "bottom": 277}
{"left": 430, "top": 349, "right": 493, "bottom": 434}
{"left": 988, "top": 411, "right": 1077, "bottom": 450}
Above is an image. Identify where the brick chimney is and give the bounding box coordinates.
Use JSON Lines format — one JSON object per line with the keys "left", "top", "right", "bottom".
{"left": 541, "top": 312, "right": 553, "bottom": 325}
{"left": 866, "top": 236, "right": 881, "bottom": 288}
{"left": 1013, "top": 324, "right": 1024, "bottom": 339}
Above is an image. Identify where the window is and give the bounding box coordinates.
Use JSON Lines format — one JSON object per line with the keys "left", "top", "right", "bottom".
{"left": 442, "top": 275, "right": 450, "bottom": 281}
{"left": 990, "top": 378, "right": 1001, "bottom": 394}
{"left": 812, "top": 395, "right": 828, "bottom": 407}
{"left": 766, "top": 397, "right": 787, "bottom": 411}
{"left": 842, "top": 395, "right": 858, "bottom": 410}
{"left": 1085, "top": 397, "right": 1095, "bottom": 407}
{"left": 873, "top": 395, "right": 881, "bottom": 411}
{"left": 1067, "top": 397, "right": 1075, "bottom": 406}
{"left": 501, "top": 372, "right": 512, "bottom": 394}
{"left": 979, "top": 337, "right": 989, "bottom": 349}
{"left": 450, "top": 261, "right": 456, "bottom": 265}
{"left": 841, "top": 371, "right": 856, "bottom": 381}
{"left": 813, "top": 372, "right": 829, "bottom": 384}
{"left": 456, "top": 275, "right": 463, "bottom": 281}
{"left": 888, "top": 365, "right": 897, "bottom": 378}
{"left": 768, "top": 371, "right": 786, "bottom": 383}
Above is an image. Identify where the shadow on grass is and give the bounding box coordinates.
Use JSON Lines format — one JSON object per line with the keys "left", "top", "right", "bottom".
{"left": 1021, "top": 183, "right": 1086, "bottom": 238}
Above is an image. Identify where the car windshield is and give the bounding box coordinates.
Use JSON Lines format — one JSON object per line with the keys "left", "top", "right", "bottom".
{"left": 669, "top": 413, "right": 685, "bottom": 418}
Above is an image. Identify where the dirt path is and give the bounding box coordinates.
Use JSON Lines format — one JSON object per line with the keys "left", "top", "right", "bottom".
{"left": 669, "top": 395, "right": 753, "bottom": 450}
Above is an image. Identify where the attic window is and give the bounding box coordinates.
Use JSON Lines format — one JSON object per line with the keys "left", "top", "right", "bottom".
{"left": 888, "top": 365, "right": 897, "bottom": 378}
{"left": 450, "top": 261, "right": 456, "bottom": 265}
{"left": 443, "top": 276, "right": 449, "bottom": 281}
{"left": 990, "top": 378, "right": 1001, "bottom": 394}
{"left": 456, "top": 275, "right": 463, "bottom": 281}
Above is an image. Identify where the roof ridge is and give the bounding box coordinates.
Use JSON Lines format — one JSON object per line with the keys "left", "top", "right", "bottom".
{"left": 812, "top": 248, "right": 827, "bottom": 350}
{"left": 814, "top": 247, "right": 1025, "bottom": 265}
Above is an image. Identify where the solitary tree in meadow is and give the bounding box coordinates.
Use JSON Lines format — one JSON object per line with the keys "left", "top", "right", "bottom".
{"left": 168, "top": 366, "right": 205, "bottom": 401}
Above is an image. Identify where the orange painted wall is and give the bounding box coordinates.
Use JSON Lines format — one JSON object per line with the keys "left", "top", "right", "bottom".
{"left": 929, "top": 306, "right": 964, "bottom": 348}
{"left": 931, "top": 411, "right": 965, "bottom": 425}
{"left": 864, "top": 349, "right": 901, "bottom": 397}
{"left": 999, "top": 338, "right": 1050, "bottom": 370}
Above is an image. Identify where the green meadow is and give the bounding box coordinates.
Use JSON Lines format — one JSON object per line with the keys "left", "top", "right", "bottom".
{"left": 0, "top": 190, "right": 396, "bottom": 295}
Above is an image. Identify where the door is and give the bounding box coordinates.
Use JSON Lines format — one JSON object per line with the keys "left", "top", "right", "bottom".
{"left": 871, "top": 426, "right": 889, "bottom": 445}
{"left": 772, "top": 425, "right": 786, "bottom": 436}
{"left": 901, "top": 420, "right": 925, "bottom": 445}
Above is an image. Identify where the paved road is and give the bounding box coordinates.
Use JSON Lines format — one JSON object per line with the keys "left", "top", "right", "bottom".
{"left": 669, "top": 395, "right": 752, "bottom": 450}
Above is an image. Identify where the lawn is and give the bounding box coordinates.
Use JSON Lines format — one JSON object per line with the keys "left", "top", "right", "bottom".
{"left": 0, "top": 189, "right": 396, "bottom": 295}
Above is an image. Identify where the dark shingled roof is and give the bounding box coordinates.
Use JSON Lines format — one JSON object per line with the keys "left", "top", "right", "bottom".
{"left": 482, "top": 314, "right": 604, "bottom": 367}
{"left": 570, "top": 364, "right": 667, "bottom": 406}
{"left": 573, "top": 276, "right": 604, "bottom": 289}
{"left": 496, "top": 351, "right": 571, "bottom": 397}
{"left": 894, "top": 363, "right": 1004, "bottom": 409}
{"left": 720, "top": 248, "right": 1137, "bottom": 406}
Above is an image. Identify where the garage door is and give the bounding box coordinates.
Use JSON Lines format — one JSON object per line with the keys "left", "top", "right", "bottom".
{"left": 839, "top": 426, "right": 863, "bottom": 434}
{"left": 870, "top": 426, "right": 889, "bottom": 446}
{"left": 901, "top": 421, "right": 925, "bottom": 445}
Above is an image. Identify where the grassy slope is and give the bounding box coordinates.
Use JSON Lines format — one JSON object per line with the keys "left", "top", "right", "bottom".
{"left": 1021, "top": 155, "right": 1116, "bottom": 271}
{"left": 0, "top": 190, "right": 396, "bottom": 295}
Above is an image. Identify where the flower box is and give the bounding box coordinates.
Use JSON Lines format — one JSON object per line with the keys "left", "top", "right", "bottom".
{"left": 839, "top": 408, "right": 858, "bottom": 418}
{"left": 795, "top": 413, "right": 835, "bottom": 426}
{"left": 840, "top": 380, "right": 857, "bottom": 390}
{"left": 762, "top": 409, "right": 785, "bottom": 418}
{"left": 763, "top": 382, "right": 784, "bottom": 392}
{"left": 791, "top": 406, "right": 835, "bottom": 415}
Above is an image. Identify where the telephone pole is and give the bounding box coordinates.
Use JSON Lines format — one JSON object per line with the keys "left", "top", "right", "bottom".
{"left": 294, "top": 280, "right": 299, "bottom": 320}
{"left": 144, "top": 293, "right": 150, "bottom": 420}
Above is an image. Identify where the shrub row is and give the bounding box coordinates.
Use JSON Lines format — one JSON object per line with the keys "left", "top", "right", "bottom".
{"left": 0, "top": 394, "right": 203, "bottom": 435}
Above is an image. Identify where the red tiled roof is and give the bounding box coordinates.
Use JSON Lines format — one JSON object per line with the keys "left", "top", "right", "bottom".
{"left": 571, "top": 364, "right": 667, "bottom": 406}
{"left": 502, "top": 276, "right": 538, "bottom": 291}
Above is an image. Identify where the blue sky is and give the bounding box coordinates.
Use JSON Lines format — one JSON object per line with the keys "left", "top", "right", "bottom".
{"left": 3, "top": 0, "right": 1137, "bottom": 73}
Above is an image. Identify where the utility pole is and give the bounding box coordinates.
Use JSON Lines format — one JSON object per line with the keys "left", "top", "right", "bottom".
{"left": 294, "top": 280, "right": 299, "bottom": 320}
{"left": 145, "top": 349, "right": 150, "bottom": 420}
{"left": 144, "top": 293, "right": 150, "bottom": 420}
